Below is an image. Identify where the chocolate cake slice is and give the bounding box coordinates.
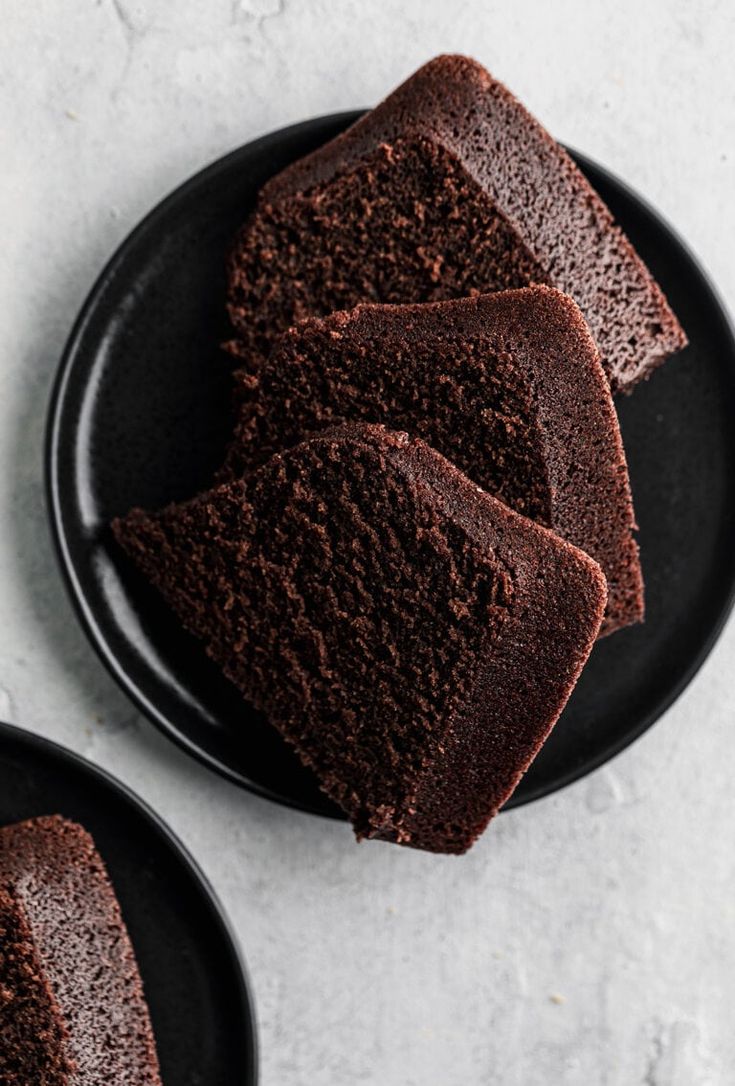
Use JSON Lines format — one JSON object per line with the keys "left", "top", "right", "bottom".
{"left": 227, "top": 55, "right": 686, "bottom": 392}
{"left": 226, "top": 286, "right": 642, "bottom": 637}
{"left": 0, "top": 815, "right": 161, "bottom": 1086}
{"left": 114, "top": 424, "right": 606, "bottom": 853}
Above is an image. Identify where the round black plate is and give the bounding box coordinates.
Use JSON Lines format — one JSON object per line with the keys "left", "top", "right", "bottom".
{"left": 46, "top": 112, "right": 735, "bottom": 819}
{"left": 0, "top": 720, "right": 257, "bottom": 1083}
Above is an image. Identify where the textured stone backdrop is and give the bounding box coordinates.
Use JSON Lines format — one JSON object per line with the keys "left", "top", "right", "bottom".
{"left": 2, "top": 2, "right": 734, "bottom": 1082}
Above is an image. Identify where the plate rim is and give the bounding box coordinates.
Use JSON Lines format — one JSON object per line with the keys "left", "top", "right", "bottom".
{"left": 45, "top": 111, "right": 735, "bottom": 819}
{"left": 0, "top": 717, "right": 259, "bottom": 1083}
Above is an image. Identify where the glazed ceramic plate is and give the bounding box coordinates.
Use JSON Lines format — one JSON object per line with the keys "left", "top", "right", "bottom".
{"left": 0, "top": 721, "right": 257, "bottom": 1083}
{"left": 46, "top": 112, "right": 735, "bottom": 819}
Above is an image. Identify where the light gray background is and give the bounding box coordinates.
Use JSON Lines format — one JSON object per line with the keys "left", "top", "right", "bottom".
{"left": 2, "top": 2, "right": 734, "bottom": 1083}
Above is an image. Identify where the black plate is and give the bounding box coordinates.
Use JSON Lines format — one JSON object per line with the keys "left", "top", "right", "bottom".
{"left": 46, "top": 112, "right": 735, "bottom": 819}
{"left": 0, "top": 720, "right": 257, "bottom": 1084}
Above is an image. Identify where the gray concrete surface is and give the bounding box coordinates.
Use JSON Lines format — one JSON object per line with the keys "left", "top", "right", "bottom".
{"left": 2, "top": 2, "right": 734, "bottom": 1082}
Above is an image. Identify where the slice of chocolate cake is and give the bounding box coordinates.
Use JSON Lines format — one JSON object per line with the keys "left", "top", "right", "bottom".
{"left": 114, "top": 424, "right": 606, "bottom": 853}
{"left": 0, "top": 815, "right": 161, "bottom": 1086}
{"left": 226, "top": 286, "right": 642, "bottom": 637}
{"left": 227, "top": 54, "right": 686, "bottom": 392}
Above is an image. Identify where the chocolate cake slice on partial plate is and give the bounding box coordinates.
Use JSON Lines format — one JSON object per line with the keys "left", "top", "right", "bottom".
{"left": 225, "top": 286, "right": 643, "bottom": 637}
{"left": 0, "top": 815, "right": 161, "bottom": 1086}
{"left": 114, "top": 423, "right": 607, "bottom": 854}
{"left": 227, "top": 54, "right": 686, "bottom": 391}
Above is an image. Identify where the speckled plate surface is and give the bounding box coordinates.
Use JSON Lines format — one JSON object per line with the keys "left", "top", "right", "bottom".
{"left": 0, "top": 720, "right": 258, "bottom": 1084}
{"left": 46, "top": 112, "right": 735, "bottom": 820}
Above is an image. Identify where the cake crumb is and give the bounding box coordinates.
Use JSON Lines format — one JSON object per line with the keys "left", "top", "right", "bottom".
{"left": 549, "top": 992, "right": 566, "bottom": 1005}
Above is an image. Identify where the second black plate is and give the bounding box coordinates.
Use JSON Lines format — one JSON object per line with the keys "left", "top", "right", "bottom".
{"left": 46, "top": 113, "right": 735, "bottom": 819}
{"left": 0, "top": 720, "right": 257, "bottom": 1083}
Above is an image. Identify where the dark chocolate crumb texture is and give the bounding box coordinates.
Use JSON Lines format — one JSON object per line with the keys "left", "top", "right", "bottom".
{"left": 0, "top": 815, "right": 161, "bottom": 1086}
{"left": 227, "top": 54, "right": 686, "bottom": 392}
{"left": 114, "top": 424, "right": 606, "bottom": 854}
{"left": 226, "top": 286, "right": 643, "bottom": 636}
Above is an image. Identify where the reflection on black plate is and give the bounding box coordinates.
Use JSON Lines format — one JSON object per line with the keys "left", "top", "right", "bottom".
{"left": 46, "top": 113, "right": 735, "bottom": 819}
{"left": 0, "top": 721, "right": 257, "bottom": 1084}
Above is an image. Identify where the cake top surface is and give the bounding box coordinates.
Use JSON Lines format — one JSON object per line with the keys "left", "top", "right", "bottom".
{"left": 1, "top": 814, "right": 96, "bottom": 870}
{"left": 270, "top": 284, "right": 599, "bottom": 361}
{"left": 260, "top": 55, "right": 528, "bottom": 202}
